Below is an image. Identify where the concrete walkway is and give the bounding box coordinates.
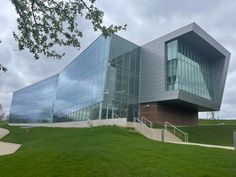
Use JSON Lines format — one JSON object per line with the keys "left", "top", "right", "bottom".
{"left": 167, "top": 141, "right": 235, "bottom": 150}
{"left": 0, "top": 128, "right": 21, "bottom": 156}
{"left": 0, "top": 128, "right": 9, "bottom": 139}
{"left": 130, "top": 122, "right": 235, "bottom": 150}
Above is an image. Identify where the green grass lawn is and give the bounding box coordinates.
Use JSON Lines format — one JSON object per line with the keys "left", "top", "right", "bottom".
{"left": 153, "top": 119, "right": 236, "bottom": 146}
{"left": 0, "top": 124, "right": 236, "bottom": 177}
{"left": 199, "top": 119, "right": 236, "bottom": 125}
{"left": 179, "top": 125, "right": 236, "bottom": 146}
{"left": 0, "top": 121, "right": 7, "bottom": 127}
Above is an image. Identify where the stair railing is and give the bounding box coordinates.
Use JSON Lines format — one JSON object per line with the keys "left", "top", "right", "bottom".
{"left": 139, "top": 116, "right": 153, "bottom": 128}
{"left": 112, "top": 113, "right": 120, "bottom": 119}
{"left": 133, "top": 117, "right": 157, "bottom": 140}
{"left": 164, "top": 121, "right": 188, "bottom": 142}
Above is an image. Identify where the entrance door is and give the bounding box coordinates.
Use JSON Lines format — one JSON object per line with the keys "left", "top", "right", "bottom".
{"left": 133, "top": 109, "right": 139, "bottom": 121}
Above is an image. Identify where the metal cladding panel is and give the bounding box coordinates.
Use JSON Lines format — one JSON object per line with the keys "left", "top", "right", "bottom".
{"left": 140, "top": 36, "right": 179, "bottom": 103}
{"left": 177, "top": 90, "right": 218, "bottom": 111}
{"left": 140, "top": 23, "right": 230, "bottom": 111}
{"left": 140, "top": 23, "right": 195, "bottom": 104}
{"left": 190, "top": 23, "right": 231, "bottom": 110}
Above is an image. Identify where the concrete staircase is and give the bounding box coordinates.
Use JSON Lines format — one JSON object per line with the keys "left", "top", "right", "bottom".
{"left": 163, "top": 129, "right": 182, "bottom": 142}
{"left": 133, "top": 120, "right": 234, "bottom": 150}
{"left": 131, "top": 117, "right": 184, "bottom": 143}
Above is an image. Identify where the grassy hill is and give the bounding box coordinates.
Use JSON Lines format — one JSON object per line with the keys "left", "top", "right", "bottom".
{"left": 198, "top": 119, "right": 236, "bottom": 125}
{"left": 178, "top": 119, "right": 236, "bottom": 146}
{"left": 0, "top": 121, "right": 7, "bottom": 126}
{"left": 179, "top": 125, "right": 236, "bottom": 146}
{"left": 0, "top": 123, "right": 236, "bottom": 177}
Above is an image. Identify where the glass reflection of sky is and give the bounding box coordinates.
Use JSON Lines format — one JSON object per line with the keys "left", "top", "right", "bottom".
{"left": 167, "top": 40, "right": 214, "bottom": 100}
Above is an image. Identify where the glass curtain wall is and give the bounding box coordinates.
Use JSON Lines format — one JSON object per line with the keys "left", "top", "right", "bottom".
{"left": 53, "top": 36, "right": 110, "bottom": 122}
{"left": 167, "top": 40, "right": 213, "bottom": 100}
{"left": 10, "top": 35, "right": 140, "bottom": 123}
{"left": 102, "top": 35, "right": 140, "bottom": 121}
{"left": 9, "top": 75, "right": 58, "bottom": 123}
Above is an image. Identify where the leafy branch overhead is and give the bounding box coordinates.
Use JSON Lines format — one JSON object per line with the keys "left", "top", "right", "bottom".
{"left": 11, "top": 0, "right": 127, "bottom": 59}
{"left": 0, "top": 64, "right": 8, "bottom": 72}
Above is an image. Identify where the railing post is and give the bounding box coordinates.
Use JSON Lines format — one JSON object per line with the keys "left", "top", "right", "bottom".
{"left": 142, "top": 123, "right": 144, "bottom": 133}
{"left": 234, "top": 131, "right": 236, "bottom": 150}
{"left": 161, "top": 128, "right": 165, "bottom": 142}
{"left": 164, "top": 121, "right": 188, "bottom": 142}
{"left": 164, "top": 122, "right": 167, "bottom": 130}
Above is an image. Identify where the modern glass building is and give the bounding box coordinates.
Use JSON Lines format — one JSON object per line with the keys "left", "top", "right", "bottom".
{"left": 10, "top": 35, "right": 140, "bottom": 123}
{"left": 9, "top": 23, "right": 230, "bottom": 125}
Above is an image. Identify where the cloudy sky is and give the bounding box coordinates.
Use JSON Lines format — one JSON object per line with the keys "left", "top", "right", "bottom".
{"left": 0, "top": 0, "right": 236, "bottom": 119}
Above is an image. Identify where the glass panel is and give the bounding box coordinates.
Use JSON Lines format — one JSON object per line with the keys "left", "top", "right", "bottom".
{"left": 9, "top": 75, "right": 58, "bottom": 123}
{"left": 166, "top": 40, "right": 214, "bottom": 100}
{"left": 104, "top": 35, "right": 140, "bottom": 121}
{"left": 52, "top": 36, "right": 111, "bottom": 122}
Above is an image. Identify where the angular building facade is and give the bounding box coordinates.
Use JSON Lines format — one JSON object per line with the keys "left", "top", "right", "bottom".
{"left": 9, "top": 23, "right": 230, "bottom": 125}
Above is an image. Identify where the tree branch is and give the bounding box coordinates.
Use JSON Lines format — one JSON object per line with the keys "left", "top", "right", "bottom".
{"left": 11, "top": 0, "right": 126, "bottom": 60}
{"left": 12, "top": 0, "right": 29, "bottom": 33}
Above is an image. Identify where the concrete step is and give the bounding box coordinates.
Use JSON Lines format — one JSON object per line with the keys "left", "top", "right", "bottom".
{"left": 163, "top": 130, "right": 183, "bottom": 142}
{"left": 131, "top": 122, "right": 183, "bottom": 142}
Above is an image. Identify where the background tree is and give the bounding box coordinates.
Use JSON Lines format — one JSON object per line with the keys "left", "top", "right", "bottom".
{"left": 0, "top": 104, "right": 6, "bottom": 120}
{"left": 0, "top": 0, "right": 126, "bottom": 72}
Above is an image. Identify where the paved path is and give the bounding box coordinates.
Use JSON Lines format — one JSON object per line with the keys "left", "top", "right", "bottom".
{"left": 167, "top": 141, "right": 235, "bottom": 150}
{"left": 0, "top": 128, "right": 21, "bottom": 156}
{"left": 131, "top": 122, "right": 235, "bottom": 150}
{"left": 0, "top": 128, "right": 9, "bottom": 139}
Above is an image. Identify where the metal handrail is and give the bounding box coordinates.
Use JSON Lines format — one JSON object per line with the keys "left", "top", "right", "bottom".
{"left": 164, "top": 121, "right": 188, "bottom": 142}
{"left": 134, "top": 117, "right": 147, "bottom": 128}
{"left": 134, "top": 117, "right": 157, "bottom": 140}
{"left": 112, "top": 113, "right": 120, "bottom": 119}
{"left": 139, "top": 116, "right": 153, "bottom": 128}
{"left": 134, "top": 117, "right": 142, "bottom": 124}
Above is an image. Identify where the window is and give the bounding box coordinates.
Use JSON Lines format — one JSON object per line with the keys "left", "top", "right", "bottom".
{"left": 166, "top": 40, "right": 213, "bottom": 100}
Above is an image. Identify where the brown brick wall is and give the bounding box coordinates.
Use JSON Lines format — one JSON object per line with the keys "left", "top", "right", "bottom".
{"left": 140, "top": 102, "right": 198, "bottom": 125}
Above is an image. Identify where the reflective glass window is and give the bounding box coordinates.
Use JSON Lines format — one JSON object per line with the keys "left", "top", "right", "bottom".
{"left": 166, "top": 40, "right": 214, "bottom": 100}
